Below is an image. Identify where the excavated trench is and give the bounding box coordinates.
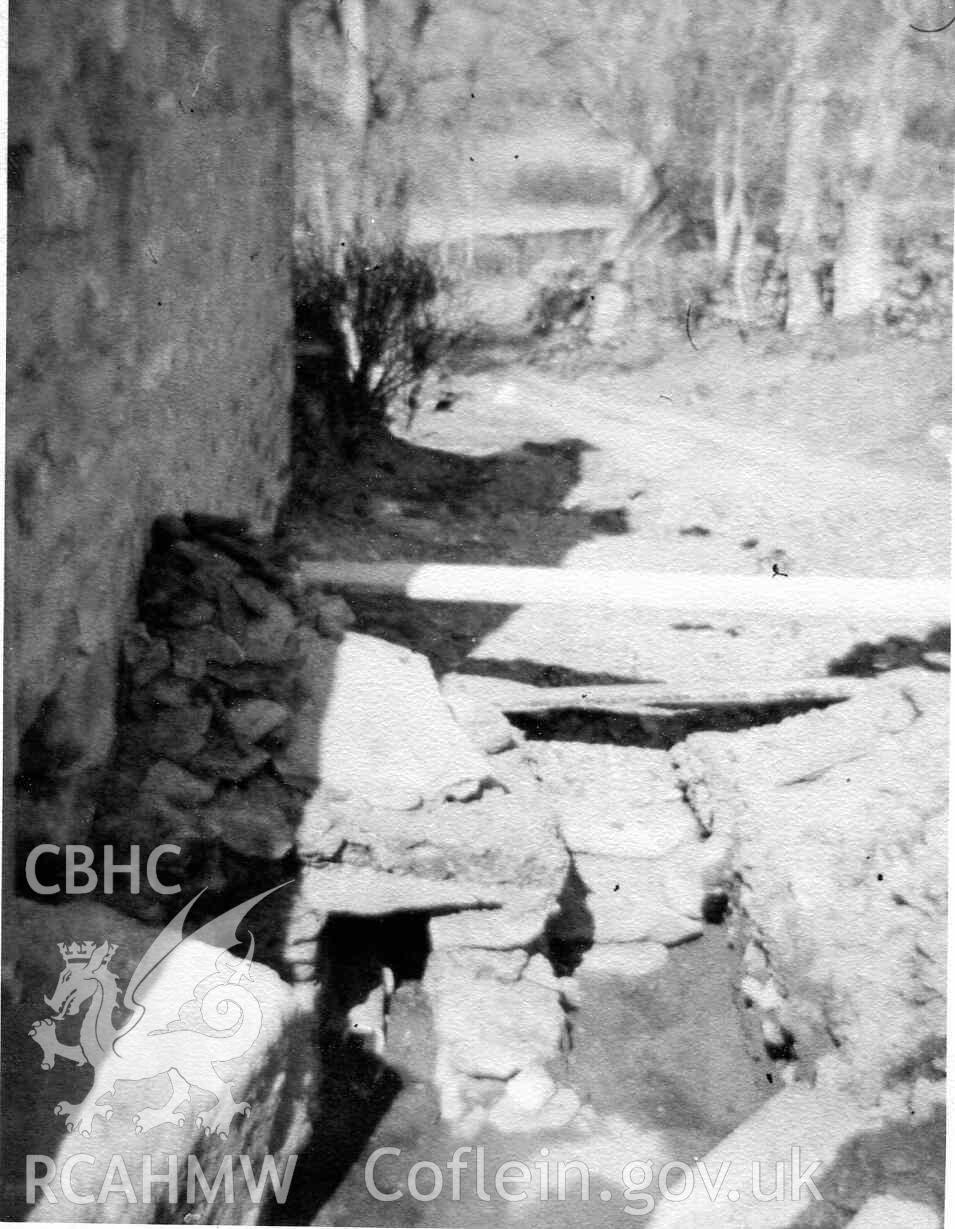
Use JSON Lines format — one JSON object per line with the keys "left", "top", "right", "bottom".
{"left": 11, "top": 507, "right": 943, "bottom": 1226}
{"left": 274, "top": 691, "right": 854, "bottom": 1228}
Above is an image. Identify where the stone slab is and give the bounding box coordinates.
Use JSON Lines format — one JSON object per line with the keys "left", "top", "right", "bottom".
{"left": 846, "top": 1196, "right": 940, "bottom": 1229}
{"left": 650, "top": 1084, "right": 872, "bottom": 1229}
{"left": 317, "top": 633, "right": 496, "bottom": 808}
{"left": 294, "top": 864, "right": 514, "bottom": 919}
{"left": 573, "top": 853, "right": 703, "bottom": 946}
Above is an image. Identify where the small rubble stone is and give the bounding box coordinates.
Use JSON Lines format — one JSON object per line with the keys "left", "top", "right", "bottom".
{"left": 489, "top": 1082, "right": 580, "bottom": 1134}
{"left": 169, "top": 637, "right": 208, "bottom": 680}
{"left": 149, "top": 677, "right": 195, "bottom": 708}
{"left": 232, "top": 575, "right": 274, "bottom": 615}
{"left": 427, "top": 949, "right": 565, "bottom": 1099}
{"left": 506, "top": 1065, "right": 555, "bottom": 1113}
{"left": 243, "top": 600, "right": 298, "bottom": 665}
{"left": 201, "top": 781, "right": 296, "bottom": 861}
{"left": 296, "top": 588, "right": 356, "bottom": 639}
{"left": 139, "top": 759, "right": 216, "bottom": 807}
{"left": 224, "top": 698, "right": 290, "bottom": 747}
{"left": 205, "top": 662, "right": 289, "bottom": 699}
{"left": 130, "top": 638, "right": 172, "bottom": 688}
{"left": 296, "top": 792, "right": 347, "bottom": 859}
{"left": 203, "top": 530, "right": 285, "bottom": 583}
{"left": 271, "top": 723, "right": 323, "bottom": 792}
{"left": 488, "top": 1066, "right": 557, "bottom": 1131}
{"left": 314, "top": 594, "right": 356, "bottom": 639}
{"left": 190, "top": 738, "right": 270, "bottom": 783}
{"left": 168, "top": 597, "right": 217, "bottom": 628}
{"left": 174, "top": 626, "right": 245, "bottom": 667}
{"left": 214, "top": 574, "right": 248, "bottom": 640}
{"left": 170, "top": 538, "right": 242, "bottom": 581}
{"left": 123, "top": 624, "right": 156, "bottom": 667}
{"left": 441, "top": 684, "right": 519, "bottom": 756}
{"left": 144, "top": 703, "right": 213, "bottom": 765}
{"left": 444, "top": 779, "right": 484, "bottom": 803}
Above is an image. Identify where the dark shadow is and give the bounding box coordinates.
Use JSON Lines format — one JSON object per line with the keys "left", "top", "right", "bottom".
{"left": 261, "top": 912, "right": 433, "bottom": 1225}
{"left": 787, "top": 1100, "right": 945, "bottom": 1228}
{"left": 827, "top": 624, "right": 949, "bottom": 676}
{"left": 280, "top": 427, "right": 638, "bottom": 685}
{"left": 454, "top": 658, "right": 664, "bottom": 687}
{"left": 509, "top": 698, "right": 848, "bottom": 749}
{"left": 538, "top": 858, "right": 595, "bottom": 977}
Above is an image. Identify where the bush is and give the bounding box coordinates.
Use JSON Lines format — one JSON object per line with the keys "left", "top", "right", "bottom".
{"left": 294, "top": 242, "right": 445, "bottom": 438}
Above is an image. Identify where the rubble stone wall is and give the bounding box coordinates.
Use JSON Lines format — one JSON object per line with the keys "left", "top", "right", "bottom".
{"left": 6, "top": 0, "right": 295, "bottom": 813}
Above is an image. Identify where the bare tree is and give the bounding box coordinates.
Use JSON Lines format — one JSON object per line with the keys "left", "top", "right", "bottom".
{"left": 831, "top": 9, "right": 909, "bottom": 319}
{"left": 777, "top": 2, "right": 832, "bottom": 331}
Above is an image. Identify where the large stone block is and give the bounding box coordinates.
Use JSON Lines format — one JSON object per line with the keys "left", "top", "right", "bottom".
{"left": 6, "top": 895, "right": 317, "bottom": 1223}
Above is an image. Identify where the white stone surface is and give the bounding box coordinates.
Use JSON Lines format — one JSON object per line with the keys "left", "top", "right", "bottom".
{"left": 318, "top": 632, "right": 495, "bottom": 807}
{"left": 650, "top": 1085, "right": 870, "bottom": 1228}
{"left": 580, "top": 942, "right": 669, "bottom": 979}
{"left": 846, "top": 1196, "right": 940, "bottom": 1229}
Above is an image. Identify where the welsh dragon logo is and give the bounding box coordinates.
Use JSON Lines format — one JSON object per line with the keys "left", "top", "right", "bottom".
{"left": 29, "top": 885, "right": 286, "bottom": 1140}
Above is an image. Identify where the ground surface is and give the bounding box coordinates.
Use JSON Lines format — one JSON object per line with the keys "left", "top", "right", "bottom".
{"left": 286, "top": 327, "right": 949, "bottom": 688}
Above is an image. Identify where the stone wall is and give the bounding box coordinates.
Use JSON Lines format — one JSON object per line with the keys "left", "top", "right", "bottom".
{"left": 6, "top": 0, "right": 295, "bottom": 823}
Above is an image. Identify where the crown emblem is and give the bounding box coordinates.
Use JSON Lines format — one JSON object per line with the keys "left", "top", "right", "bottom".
{"left": 57, "top": 941, "right": 117, "bottom": 965}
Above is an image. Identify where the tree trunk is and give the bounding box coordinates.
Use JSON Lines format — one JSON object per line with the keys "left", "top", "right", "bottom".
{"left": 713, "top": 94, "right": 746, "bottom": 274}
{"left": 780, "top": 79, "right": 827, "bottom": 331}
{"left": 463, "top": 158, "right": 475, "bottom": 271}
{"left": 600, "top": 149, "right": 659, "bottom": 272}
{"left": 779, "top": 10, "right": 829, "bottom": 334}
{"left": 834, "top": 190, "right": 884, "bottom": 318}
{"left": 832, "top": 23, "right": 907, "bottom": 320}
{"left": 340, "top": 0, "right": 371, "bottom": 239}
{"left": 733, "top": 203, "right": 756, "bottom": 333}
{"left": 713, "top": 123, "right": 738, "bottom": 270}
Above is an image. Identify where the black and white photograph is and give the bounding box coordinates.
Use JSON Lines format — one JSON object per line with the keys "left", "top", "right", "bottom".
{"left": 2, "top": 0, "right": 951, "bottom": 1224}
